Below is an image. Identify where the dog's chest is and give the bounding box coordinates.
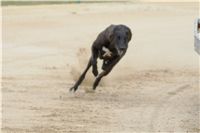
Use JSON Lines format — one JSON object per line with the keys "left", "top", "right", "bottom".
{"left": 102, "top": 46, "right": 112, "bottom": 57}
{"left": 98, "top": 46, "right": 112, "bottom": 59}
{"left": 100, "top": 46, "right": 120, "bottom": 60}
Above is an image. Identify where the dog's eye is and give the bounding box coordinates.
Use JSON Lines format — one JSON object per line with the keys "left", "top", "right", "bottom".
{"left": 117, "top": 36, "right": 121, "bottom": 40}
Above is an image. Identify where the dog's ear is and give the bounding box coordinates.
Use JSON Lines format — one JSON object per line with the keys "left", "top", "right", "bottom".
{"left": 126, "top": 28, "right": 132, "bottom": 42}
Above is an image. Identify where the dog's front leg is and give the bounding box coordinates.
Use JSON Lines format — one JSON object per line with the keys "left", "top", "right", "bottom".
{"left": 93, "top": 50, "right": 127, "bottom": 90}
{"left": 93, "top": 55, "right": 124, "bottom": 90}
{"left": 91, "top": 46, "right": 99, "bottom": 77}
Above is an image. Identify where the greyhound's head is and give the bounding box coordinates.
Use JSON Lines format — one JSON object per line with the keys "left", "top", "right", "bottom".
{"left": 109, "top": 25, "right": 132, "bottom": 56}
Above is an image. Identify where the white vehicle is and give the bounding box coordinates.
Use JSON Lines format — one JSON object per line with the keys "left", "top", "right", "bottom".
{"left": 194, "top": 18, "right": 200, "bottom": 55}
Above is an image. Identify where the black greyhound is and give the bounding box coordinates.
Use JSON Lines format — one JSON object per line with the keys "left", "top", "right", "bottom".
{"left": 70, "top": 24, "right": 132, "bottom": 92}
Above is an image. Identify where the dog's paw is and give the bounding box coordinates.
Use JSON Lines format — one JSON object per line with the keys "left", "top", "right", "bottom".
{"left": 69, "top": 86, "right": 78, "bottom": 92}
{"left": 92, "top": 69, "right": 98, "bottom": 77}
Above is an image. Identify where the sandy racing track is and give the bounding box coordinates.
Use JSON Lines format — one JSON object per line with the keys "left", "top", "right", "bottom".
{"left": 2, "top": 2, "right": 200, "bottom": 132}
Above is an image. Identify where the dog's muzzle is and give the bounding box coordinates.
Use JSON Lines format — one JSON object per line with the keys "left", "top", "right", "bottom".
{"left": 116, "top": 47, "right": 125, "bottom": 57}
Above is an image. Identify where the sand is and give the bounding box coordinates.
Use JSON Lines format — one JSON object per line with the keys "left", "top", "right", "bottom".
{"left": 2, "top": 2, "right": 200, "bottom": 132}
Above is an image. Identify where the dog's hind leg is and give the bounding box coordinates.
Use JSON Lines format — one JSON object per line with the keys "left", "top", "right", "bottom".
{"left": 70, "top": 58, "right": 92, "bottom": 92}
